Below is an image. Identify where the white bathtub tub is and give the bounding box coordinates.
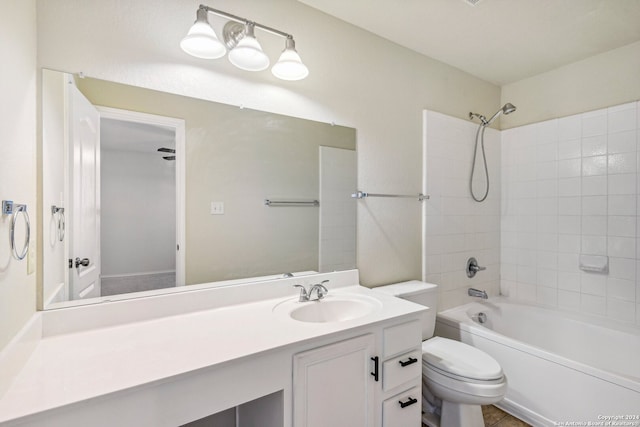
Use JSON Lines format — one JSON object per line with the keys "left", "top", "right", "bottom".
{"left": 435, "top": 299, "right": 640, "bottom": 426}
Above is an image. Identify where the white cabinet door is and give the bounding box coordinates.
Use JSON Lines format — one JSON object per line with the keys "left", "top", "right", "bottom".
{"left": 294, "top": 334, "right": 376, "bottom": 427}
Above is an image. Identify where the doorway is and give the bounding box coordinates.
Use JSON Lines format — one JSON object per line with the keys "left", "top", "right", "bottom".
{"left": 97, "top": 107, "right": 185, "bottom": 296}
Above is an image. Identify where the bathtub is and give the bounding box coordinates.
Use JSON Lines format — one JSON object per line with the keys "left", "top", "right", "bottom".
{"left": 435, "top": 299, "right": 640, "bottom": 426}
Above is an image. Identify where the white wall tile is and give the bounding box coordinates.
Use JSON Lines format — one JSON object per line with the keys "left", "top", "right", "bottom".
{"left": 581, "top": 294, "right": 606, "bottom": 315}
{"left": 606, "top": 298, "right": 636, "bottom": 322}
{"left": 608, "top": 102, "right": 637, "bottom": 133}
{"left": 582, "top": 196, "right": 607, "bottom": 215}
{"left": 581, "top": 235, "right": 607, "bottom": 256}
{"left": 537, "top": 251, "right": 558, "bottom": 270}
{"left": 558, "top": 215, "right": 581, "bottom": 234}
{"left": 582, "top": 155, "right": 607, "bottom": 176}
{"left": 582, "top": 176, "right": 607, "bottom": 196}
{"left": 582, "top": 110, "right": 607, "bottom": 137}
{"left": 558, "top": 290, "right": 581, "bottom": 310}
{"left": 558, "top": 234, "right": 581, "bottom": 253}
{"left": 559, "top": 197, "right": 581, "bottom": 215}
{"left": 608, "top": 236, "right": 636, "bottom": 259}
{"left": 558, "top": 159, "right": 582, "bottom": 178}
{"left": 537, "top": 286, "right": 558, "bottom": 306}
{"left": 609, "top": 257, "right": 636, "bottom": 281}
{"left": 538, "top": 269, "right": 558, "bottom": 288}
{"left": 558, "top": 114, "right": 582, "bottom": 141}
{"left": 608, "top": 130, "right": 636, "bottom": 154}
{"left": 609, "top": 195, "right": 636, "bottom": 216}
{"left": 581, "top": 215, "right": 607, "bottom": 235}
{"left": 502, "top": 103, "right": 639, "bottom": 324}
{"left": 608, "top": 174, "right": 636, "bottom": 195}
{"left": 582, "top": 135, "right": 607, "bottom": 157}
{"left": 607, "top": 278, "right": 636, "bottom": 301}
{"left": 608, "top": 153, "right": 636, "bottom": 174}
{"left": 608, "top": 216, "right": 635, "bottom": 237}
{"left": 558, "top": 253, "right": 579, "bottom": 271}
{"left": 558, "top": 271, "right": 581, "bottom": 291}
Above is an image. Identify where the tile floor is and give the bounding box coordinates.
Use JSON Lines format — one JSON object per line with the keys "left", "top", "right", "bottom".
{"left": 482, "top": 405, "right": 532, "bottom": 427}
{"left": 422, "top": 405, "right": 532, "bottom": 427}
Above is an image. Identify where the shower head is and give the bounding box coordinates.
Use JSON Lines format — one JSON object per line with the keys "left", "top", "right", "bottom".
{"left": 502, "top": 103, "right": 516, "bottom": 115}
{"left": 485, "top": 102, "right": 517, "bottom": 126}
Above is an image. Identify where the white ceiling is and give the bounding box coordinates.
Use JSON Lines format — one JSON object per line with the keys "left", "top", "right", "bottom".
{"left": 298, "top": 0, "right": 640, "bottom": 85}
{"left": 101, "top": 118, "right": 175, "bottom": 153}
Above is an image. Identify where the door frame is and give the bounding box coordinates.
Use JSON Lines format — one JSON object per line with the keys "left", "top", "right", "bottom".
{"left": 97, "top": 106, "right": 186, "bottom": 287}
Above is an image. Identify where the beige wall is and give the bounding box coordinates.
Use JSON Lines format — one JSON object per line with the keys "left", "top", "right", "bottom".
{"left": 0, "top": 0, "right": 37, "bottom": 350}
{"left": 501, "top": 41, "right": 640, "bottom": 129}
{"left": 36, "top": 0, "right": 501, "bottom": 288}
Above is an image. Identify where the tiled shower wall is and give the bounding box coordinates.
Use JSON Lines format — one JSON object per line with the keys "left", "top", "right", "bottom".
{"left": 424, "top": 111, "right": 501, "bottom": 310}
{"left": 501, "top": 101, "right": 640, "bottom": 324}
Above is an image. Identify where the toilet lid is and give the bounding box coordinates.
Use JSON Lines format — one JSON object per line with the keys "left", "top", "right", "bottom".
{"left": 422, "top": 337, "right": 503, "bottom": 381}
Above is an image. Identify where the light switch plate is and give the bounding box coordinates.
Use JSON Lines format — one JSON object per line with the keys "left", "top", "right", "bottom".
{"left": 210, "top": 201, "right": 224, "bottom": 215}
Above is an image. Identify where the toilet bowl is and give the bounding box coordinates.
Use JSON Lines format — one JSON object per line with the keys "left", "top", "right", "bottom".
{"left": 375, "top": 281, "right": 507, "bottom": 427}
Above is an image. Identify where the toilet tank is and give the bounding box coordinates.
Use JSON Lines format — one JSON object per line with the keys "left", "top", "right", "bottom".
{"left": 374, "top": 280, "right": 438, "bottom": 340}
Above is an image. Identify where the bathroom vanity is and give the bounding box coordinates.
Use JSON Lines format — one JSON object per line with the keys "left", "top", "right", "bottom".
{"left": 0, "top": 270, "right": 425, "bottom": 427}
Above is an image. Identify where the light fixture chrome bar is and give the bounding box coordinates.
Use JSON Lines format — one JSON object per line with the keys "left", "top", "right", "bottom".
{"left": 199, "top": 5, "right": 292, "bottom": 39}
{"left": 351, "top": 191, "right": 429, "bottom": 201}
{"left": 264, "top": 199, "right": 320, "bottom": 207}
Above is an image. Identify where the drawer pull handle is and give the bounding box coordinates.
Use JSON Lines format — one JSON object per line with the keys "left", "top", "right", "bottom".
{"left": 399, "top": 357, "right": 418, "bottom": 367}
{"left": 370, "top": 356, "right": 379, "bottom": 382}
{"left": 398, "top": 397, "right": 418, "bottom": 409}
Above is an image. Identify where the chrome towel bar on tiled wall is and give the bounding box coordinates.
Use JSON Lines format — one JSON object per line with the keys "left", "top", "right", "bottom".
{"left": 351, "top": 191, "right": 429, "bottom": 202}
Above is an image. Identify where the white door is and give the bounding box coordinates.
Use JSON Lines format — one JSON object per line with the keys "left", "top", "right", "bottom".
{"left": 68, "top": 79, "right": 101, "bottom": 300}
{"left": 293, "top": 334, "right": 376, "bottom": 427}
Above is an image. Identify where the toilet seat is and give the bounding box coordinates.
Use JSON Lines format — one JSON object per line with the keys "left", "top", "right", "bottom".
{"left": 421, "top": 337, "right": 503, "bottom": 382}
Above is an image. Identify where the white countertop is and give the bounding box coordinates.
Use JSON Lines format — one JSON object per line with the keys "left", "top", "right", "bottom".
{"left": 0, "top": 283, "right": 425, "bottom": 424}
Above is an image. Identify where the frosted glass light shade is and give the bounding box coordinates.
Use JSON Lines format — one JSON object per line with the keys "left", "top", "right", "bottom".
{"left": 272, "top": 39, "right": 309, "bottom": 81}
{"left": 228, "top": 24, "right": 270, "bottom": 71}
{"left": 180, "top": 10, "right": 226, "bottom": 59}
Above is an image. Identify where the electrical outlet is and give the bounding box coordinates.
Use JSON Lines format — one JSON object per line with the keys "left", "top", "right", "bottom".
{"left": 210, "top": 201, "right": 225, "bottom": 215}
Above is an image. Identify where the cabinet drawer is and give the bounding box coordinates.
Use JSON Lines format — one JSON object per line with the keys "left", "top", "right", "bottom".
{"left": 382, "top": 386, "right": 421, "bottom": 427}
{"left": 383, "top": 350, "right": 422, "bottom": 391}
{"left": 383, "top": 320, "right": 421, "bottom": 357}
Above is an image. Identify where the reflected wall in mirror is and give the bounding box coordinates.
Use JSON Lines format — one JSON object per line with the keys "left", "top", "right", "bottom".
{"left": 42, "top": 69, "right": 357, "bottom": 309}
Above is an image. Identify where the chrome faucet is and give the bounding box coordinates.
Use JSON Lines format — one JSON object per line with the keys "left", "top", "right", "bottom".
{"left": 294, "top": 280, "right": 329, "bottom": 302}
{"left": 468, "top": 288, "right": 488, "bottom": 299}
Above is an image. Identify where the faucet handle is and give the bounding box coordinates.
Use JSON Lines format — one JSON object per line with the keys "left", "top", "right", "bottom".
{"left": 466, "top": 257, "right": 486, "bottom": 278}
{"left": 309, "top": 280, "right": 329, "bottom": 300}
{"left": 294, "top": 284, "right": 309, "bottom": 302}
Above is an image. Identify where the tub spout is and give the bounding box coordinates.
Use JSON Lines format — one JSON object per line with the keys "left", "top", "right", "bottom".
{"left": 468, "top": 288, "right": 488, "bottom": 299}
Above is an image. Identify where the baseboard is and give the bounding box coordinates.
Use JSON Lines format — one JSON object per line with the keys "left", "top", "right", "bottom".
{"left": 496, "top": 398, "right": 555, "bottom": 427}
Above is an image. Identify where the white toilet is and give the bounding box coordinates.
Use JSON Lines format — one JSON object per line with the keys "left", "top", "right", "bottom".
{"left": 375, "top": 281, "right": 507, "bottom": 427}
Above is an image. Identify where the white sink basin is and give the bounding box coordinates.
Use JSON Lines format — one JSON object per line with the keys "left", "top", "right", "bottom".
{"left": 273, "top": 294, "right": 382, "bottom": 323}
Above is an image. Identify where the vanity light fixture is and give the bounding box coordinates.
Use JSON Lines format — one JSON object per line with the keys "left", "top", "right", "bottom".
{"left": 181, "top": 5, "right": 309, "bottom": 81}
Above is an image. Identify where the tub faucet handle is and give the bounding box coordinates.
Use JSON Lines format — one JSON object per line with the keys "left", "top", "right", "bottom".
{"left": 466, "top": 257, "right": 486, "bottom": 278}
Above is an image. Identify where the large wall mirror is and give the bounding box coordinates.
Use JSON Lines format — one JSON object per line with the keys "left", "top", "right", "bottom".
{"left": 42, "top": 69, "right": 357, "bottom": 309}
